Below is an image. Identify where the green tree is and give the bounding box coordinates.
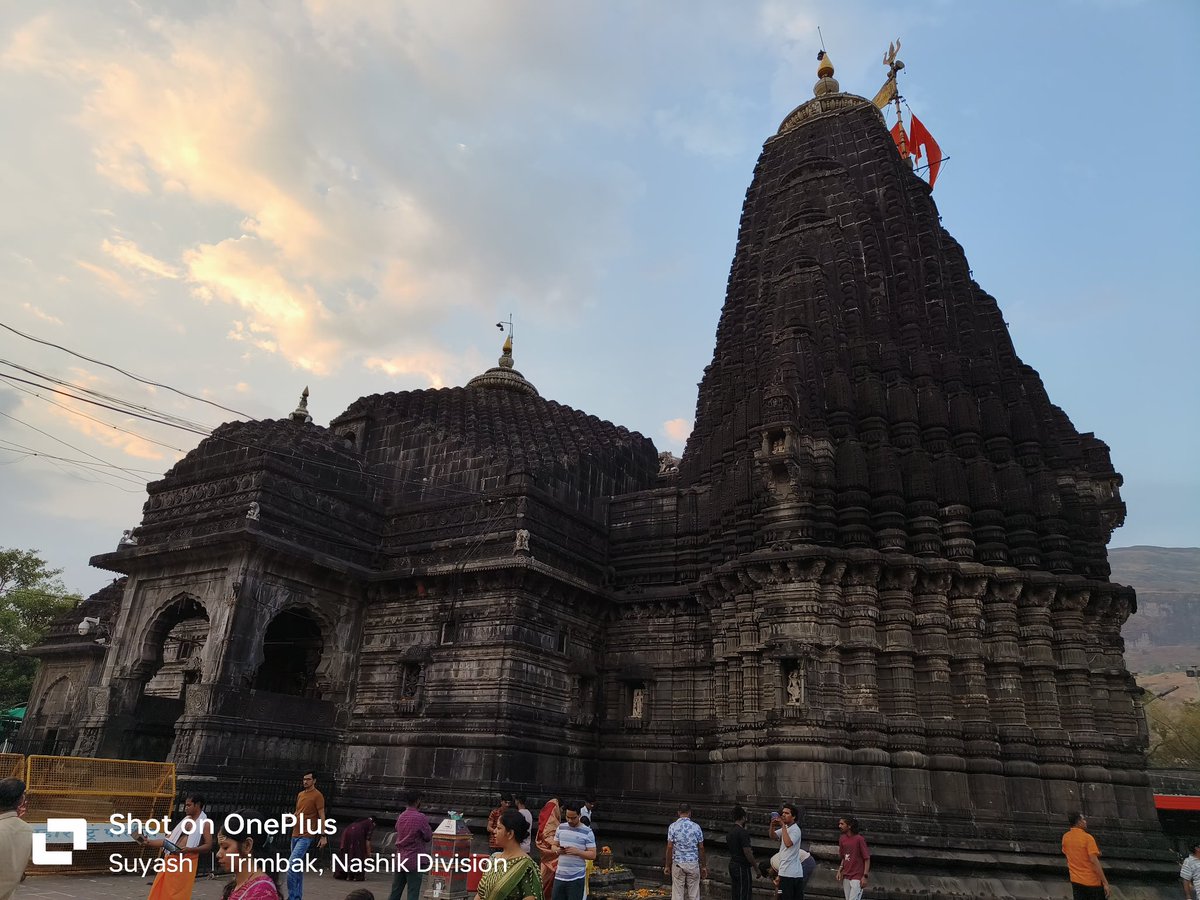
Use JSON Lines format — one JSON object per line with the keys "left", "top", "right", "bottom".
{"left": 0, "top": 548, "right": 82, "bottom": 710}
{"left": 1145, "top": 697, "right": 1200, "bottom": 768}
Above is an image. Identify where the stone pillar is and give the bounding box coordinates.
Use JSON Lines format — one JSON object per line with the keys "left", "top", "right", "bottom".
{"left": 841, "top": 562, "right": 889, "bottom": 809}
{"left": 878, "top": 565, "right": 929, "bottom": 809}
{"left": 1016, "top": 584, "right": 1076, "bottom": 813}
{"left": 949, "top": 573, "right": 1005, "bottom": 822}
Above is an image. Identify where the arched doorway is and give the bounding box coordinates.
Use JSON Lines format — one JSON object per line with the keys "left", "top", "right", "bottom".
{"left": 129, "top": 597, "right": 209, "bottom": 761}
{"left": 253, "top": 608, "right": 323, "bottom": 698}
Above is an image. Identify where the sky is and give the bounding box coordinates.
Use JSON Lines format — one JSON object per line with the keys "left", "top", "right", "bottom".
{"left": 0, "top": 1, "right": 1196, "bottom": 596}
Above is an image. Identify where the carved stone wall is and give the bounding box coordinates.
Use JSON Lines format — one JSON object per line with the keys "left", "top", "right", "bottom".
{"left": 22, "top": 83, "right": 1170, "bottom": 898}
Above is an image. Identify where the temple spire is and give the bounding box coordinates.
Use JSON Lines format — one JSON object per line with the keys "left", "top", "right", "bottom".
{"left": 290, "top": 386, "right": 313, "bottom": 424}
{"left": 814, "top": 49, "right": 840, "bottom": 96}
{"left": 467, "top": 318, "right": 538, "bottom": 395}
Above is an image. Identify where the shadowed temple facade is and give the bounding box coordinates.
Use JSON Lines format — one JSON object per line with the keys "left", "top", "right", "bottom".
{"left": 21, "top": 58, "right": 1174, "bottom": 895}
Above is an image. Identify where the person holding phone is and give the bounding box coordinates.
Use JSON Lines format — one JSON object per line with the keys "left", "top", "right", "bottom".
{"left": 768, "top": 804, "right": 804, "bottom": 900}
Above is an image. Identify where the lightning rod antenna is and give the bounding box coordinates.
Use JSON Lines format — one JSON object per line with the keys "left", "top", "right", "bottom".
{"left": 817, "top": 26, "right": 827, "bottom": 52}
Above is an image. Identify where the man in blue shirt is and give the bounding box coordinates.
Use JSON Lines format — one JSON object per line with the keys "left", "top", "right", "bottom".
{"left": 552, "top": 801, "right": 597, "bottom": 900}
{"left": 664, "top": 802, "right": 707, "bottom": 900}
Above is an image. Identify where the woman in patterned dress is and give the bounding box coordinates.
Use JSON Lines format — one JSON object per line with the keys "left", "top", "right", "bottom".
{"left": 217, "top": 809, "right": 282, "bottom": 900}
{"left": 476, "top": 809, "right": 543, "bottom": 900}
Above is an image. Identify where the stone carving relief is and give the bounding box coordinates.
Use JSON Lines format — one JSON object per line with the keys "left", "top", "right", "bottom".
{"left": 786, "top": 666, "right": 804, "bottom": 705}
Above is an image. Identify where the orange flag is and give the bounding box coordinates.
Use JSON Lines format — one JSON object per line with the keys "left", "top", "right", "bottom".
{"left": 907, "top": 113, "right": 943, "bottom": 188}
{"left": 889, "top": 121, "right": 908, "bottom": 158}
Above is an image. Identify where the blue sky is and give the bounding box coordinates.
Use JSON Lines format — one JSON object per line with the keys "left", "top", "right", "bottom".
{"left": 0, "top": 1, "right": 1196, "bottom": 594}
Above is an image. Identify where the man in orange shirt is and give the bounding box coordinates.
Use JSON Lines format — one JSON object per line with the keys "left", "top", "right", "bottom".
{"left": 289, "top": 770, "right": 329, "bottom": 900}
{"left": 1061, "top": 812, "right": 1110, "bottom": 899}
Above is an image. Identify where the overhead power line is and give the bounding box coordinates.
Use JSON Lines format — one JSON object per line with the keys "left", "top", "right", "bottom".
{"left": 0, "top": 409, "right": 158, "bottom": 483}
{"left": 0, "top": 320, "right": 257, "bottom": 420}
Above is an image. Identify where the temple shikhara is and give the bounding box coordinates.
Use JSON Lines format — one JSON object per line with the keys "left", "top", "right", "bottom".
{"left": 20, "top": 51, "right": 1174, "bottom": 894}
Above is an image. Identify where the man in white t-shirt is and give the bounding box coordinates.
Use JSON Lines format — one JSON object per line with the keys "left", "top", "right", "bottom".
{"left": 768, "top": 804, "right": 805, "bottom": 900}
{"left": 1180, "top": 840, "right": 1200, "bottom": 900}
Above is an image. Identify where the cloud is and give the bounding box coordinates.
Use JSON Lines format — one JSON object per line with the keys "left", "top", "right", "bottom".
{"left": 74, "top": 260, "right": 137, "bottom": 300}
{"left": 102, "top": 237, "right": 181, "bottom": 279}
{"left": 184, "top": 237, "right": 341, "bottom": 374}
{"left": 21, "top": 302, "right": 63, "bottom": 326}
{"left": 654, "top": 91, "right": 751, "bottom": 158}
{"left": 662, "top": 417, "right": 693, "bottom": 444}
{"left": 364, "top": 352, "right": 462, "bottom": 390}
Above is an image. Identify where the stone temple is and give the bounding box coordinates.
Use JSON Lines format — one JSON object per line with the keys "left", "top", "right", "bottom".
{"left": 21, "top": 58, "right": 1174, "bottom": 894}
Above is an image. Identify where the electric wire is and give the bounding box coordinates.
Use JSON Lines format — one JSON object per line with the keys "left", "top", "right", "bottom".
{"left": 0, "top": 361, "right": 218, "bottom": 431}
{"left": 0, "top": 320, "right": 257, "bottom": 420}
{"left": 0, "top": 378, "right": 189, "bottom": 454}
{"left": 0, "top": 438, "right": 156, "bottom": 483}
{"left": 0, "top": 369, "right": 485, "bottom": 499}
{"left": 0, "top": 409, "right": 159, "bottom": 482}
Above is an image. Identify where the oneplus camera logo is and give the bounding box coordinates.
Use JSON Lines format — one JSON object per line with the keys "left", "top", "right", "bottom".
{"left": 32, "top": 818, "right": 88, "bottom": 865}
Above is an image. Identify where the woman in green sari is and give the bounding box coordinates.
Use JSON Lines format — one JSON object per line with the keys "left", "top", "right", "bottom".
{"left": 477, "top": 809, "right": 543, "bottom": 900}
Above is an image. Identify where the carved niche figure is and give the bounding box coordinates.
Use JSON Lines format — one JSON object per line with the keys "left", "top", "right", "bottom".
{"left": 246, "top": 502, "right": 261, "bottom": 521}
{"left": 631, "top": 685, "right": 646, "bottom": 719}
{"left": 118, "top": 529, "right": 138, "bottom": 547}
{"left": 513, "top": 529, "right": 531, "bottom": 554}
{"left": 399, "top": 663, "right": 422, "bottom": 699}
{"left": 786, "top": 665, "right": 804, "bottom": 705}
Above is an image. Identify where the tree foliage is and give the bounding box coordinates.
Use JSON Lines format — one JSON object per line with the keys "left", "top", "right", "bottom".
{"left": 1145, "top": 697, "right": 1200, "bottom": 769}
{"left": 0, "top": 548, "right": 82, "bottom": 710}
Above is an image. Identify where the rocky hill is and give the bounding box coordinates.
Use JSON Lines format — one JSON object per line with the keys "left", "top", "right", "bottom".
{"left": 1114, "top": 546, "right": 1200, "bottom": 678}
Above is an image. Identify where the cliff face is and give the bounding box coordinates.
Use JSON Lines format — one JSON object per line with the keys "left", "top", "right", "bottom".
{"left": 1116, "top": 546, "right": 1200, "bottom": 673}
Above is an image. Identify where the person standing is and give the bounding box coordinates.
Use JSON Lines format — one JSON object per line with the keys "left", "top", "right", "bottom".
{"left": 580, "top": 796, "right": 596, "bottom": 900}
{"left": 664, "top": 802, "right": 707, "bottom": 900}
{"left": 1061, "top": 812, "right": 1110, "bottom": 899}
{"left": 136, "top": 793, "right": 214, "bottom": 900}
{"left": 489, "top": 794, "right": 514, "bottom": 850}
{"left": 1180, "top": 840, "right": 1200, "bottom": 900}
{"left": 0, "top": 778, "right": 33, "bottom": 900}
{"left": 835, "top": 816, "right": 870, "bottom": 900}
{"left": 551, "top": 802, "right": 596, "bottom": 900}
{"left": 289, "top": 771, "right": 329, "bottom": 900}
{"left": 333, "top": 816, "right": 375, "bottom": 882}
{"left": 768, "top": 804, "right": 804, "bottom": 900}
{"left": 476, "top": 808, "right": 543, "bottom": 900}
{"left": 536, "top": 798, "right": 562, "bottom": 900}
{"left": 515, "top": 796, "right": 534, "bottom": 854}
{"left": 726, "top": 806, "right": 755, "bottom": 900}
{"left": 215, "top": 809, "right": 281, "bottom": 900}
{"left": 389, "top": 790, "right": 432, "bottom": 900}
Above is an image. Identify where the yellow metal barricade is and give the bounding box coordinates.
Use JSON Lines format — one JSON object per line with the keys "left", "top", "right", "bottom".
{"left": 0, "top": 752, "right": 23, "bottom": 779}
{"left": 23, "top": 755, "right": 175, "bottom": 876}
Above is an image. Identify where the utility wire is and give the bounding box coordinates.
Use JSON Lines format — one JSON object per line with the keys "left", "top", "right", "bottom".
{"left": 0, "top": 320, "right": 257, "bottom": 420}
{"left": 0, "top": 438, "right": 155, "bottom": 483}
{"left": 0, "top": 378, "right": 188, "bottom": 455}
{"left": 0, "top": 443, "right": 148, "bottom": 492}
{"left": 0, "top": 373, "right": 211, "bottom": 437}
{"left": 0, "top": 360, "right": 217, "bottom": 431}
{"left": 1, "top": 369, "right": 485, "bottom": 499}
{"left": 0, "top": 410, "right": 158, "bottom": 482}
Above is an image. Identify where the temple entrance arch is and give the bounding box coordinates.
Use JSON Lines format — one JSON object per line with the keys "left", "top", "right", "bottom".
{"left": 253, "top": 607, "right": 324, "bottom": 698}
{"left": 127, "top": 595, "right": 210, "bottom": 761}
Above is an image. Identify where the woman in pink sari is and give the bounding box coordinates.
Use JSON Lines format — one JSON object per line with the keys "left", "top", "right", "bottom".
{"left": 535, "top": 798, "right": 561, "bottom": 900}
{"left": 217, "top": 809, "right": 282, "bottom": 900}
